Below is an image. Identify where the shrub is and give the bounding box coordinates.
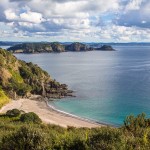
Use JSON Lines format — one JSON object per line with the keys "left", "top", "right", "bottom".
{"left": 8, "top": 77, "right": 31, "bottom": 96}
{"left": 88, "top": 127, "right": 125, "bottom": 150}
{"left": 6, "top": 109, "right": 21, "bottom": 117}
{"left": 20, "top": 112, "right": 42, "bottom": 124}
{"left": 123, "top": 113, "right": 148, "bottom": 135}
{"left": 1, "top": 126, "right": 48, "bottom": 150}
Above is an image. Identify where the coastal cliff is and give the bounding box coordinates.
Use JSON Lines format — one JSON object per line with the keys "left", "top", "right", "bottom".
{"left": 0, "top": 48, "right": 73, "bottom": 108}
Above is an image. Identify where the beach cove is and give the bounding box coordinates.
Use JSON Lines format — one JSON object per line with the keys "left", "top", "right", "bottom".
{"left": 0, "top": 96, "right": 103, "bottom": 128}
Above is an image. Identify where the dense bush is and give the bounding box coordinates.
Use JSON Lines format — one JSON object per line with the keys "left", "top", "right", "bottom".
{"left": 6, "top": 109, "right": 21, "bottom": 117}
{"left": 88, "top": 128, "right": 125, "bottom": 150}
{"left": 8, "top": 77, "right": 31, "bottom": 96}
{"left": 20, "top": 112, "right": 42, "bottom": 124}
{"left": 124, "top": 113, "right": 148, "bottom": 130}
{"left": 0, "top": 111, "right": 150, "bottom": 150}
{"left": 1, "top": 126, "right": 49, "bottom": 150}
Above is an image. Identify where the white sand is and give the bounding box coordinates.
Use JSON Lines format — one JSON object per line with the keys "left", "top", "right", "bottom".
{"left": 0, "top": 97, "right": 104, "bottom": 128}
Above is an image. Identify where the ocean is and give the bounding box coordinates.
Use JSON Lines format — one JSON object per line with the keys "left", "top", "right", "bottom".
{"left": 13, "top": 45, "right": 150, "bottom": 126}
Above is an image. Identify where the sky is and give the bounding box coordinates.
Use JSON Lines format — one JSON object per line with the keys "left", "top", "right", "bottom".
{"left": 0, "top": 0, "right": 150, "bottom": 42}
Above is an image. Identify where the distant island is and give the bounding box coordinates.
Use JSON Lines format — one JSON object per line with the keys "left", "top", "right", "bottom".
{"left": 0, "top": 41, "right": 21, "bottom": 46}
{"left": 7, "top": 42, "right": 115, "bottom": 53}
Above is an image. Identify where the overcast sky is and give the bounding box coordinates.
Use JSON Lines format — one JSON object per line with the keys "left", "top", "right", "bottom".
{"left": 0, "top": 0, "right": 149, "bottom": 42}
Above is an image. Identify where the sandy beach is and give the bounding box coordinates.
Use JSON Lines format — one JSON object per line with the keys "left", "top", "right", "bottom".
{"left": 0, "top": 96, "right": 103, "bottom": 128}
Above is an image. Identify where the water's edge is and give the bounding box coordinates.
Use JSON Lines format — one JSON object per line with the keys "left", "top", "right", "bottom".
{"left": 46, "top": 99, "right": 118, "bottom": 128}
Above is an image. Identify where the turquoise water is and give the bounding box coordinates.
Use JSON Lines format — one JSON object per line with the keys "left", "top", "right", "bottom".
{"left": 15, "top": 45, "right": 150, "bottom": 126}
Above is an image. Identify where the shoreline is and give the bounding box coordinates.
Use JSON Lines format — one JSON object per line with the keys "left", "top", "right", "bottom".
{"left": 46, "top": 99, "right": 110, "bottom": 127}
{"left": 46, "top": 100, "right": 115, "bottom": 127}
{"left": 0, "top": 96, "right": 106, "bottom": 128}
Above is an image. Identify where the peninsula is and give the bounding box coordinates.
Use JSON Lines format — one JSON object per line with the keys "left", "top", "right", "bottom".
{"left": 0, "top": 48, "right": 74, "bottom": 108}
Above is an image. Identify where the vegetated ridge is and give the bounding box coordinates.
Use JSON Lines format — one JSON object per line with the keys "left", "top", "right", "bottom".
{"left": 0, "top": 48, "right": 73, "bottom": 108}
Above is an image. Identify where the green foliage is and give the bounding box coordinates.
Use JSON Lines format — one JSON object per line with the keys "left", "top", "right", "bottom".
{"left": 54, "top": 134, "right": 88, "bottom": 150}
{"left": 19, "top": 61, "right": 49, "bottom": 95}
{"left": 20, "top": 112, "right": 42, "bottom": 124}
{"left": 1, "top": 126, "right": 49, "bottom": 150}
{"left": 8, "top": 77, "right": 31, "bottom": 96}
{"left": 9, "top": 69, "right": 23, "bottom": 83}
{"left": 123, "top": 113, "right": 149, "bottom": 136}
{"left": 88, "top": 127, "right": 125, "bottom": 150}
{"left": 0, "top": 112, "right": 150, "bottom": 149}
{"left": 19, "top": 62, "right": 33, "bottom": 79}
{"left": 0, "top": 88, "right": 10, "bottom": 108}
{"left": 6, "top": 109, "right": 21, "bottom": 117}
{"left": 0, "top": 48, "right": 71, "bottom": 101}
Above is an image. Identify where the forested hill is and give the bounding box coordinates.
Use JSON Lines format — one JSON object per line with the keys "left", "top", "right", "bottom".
{"left": 8, "top": 42, "right": 115, "bottom": 53}
{"left": 0, "top": 48, "right": 73, "bottom": 108}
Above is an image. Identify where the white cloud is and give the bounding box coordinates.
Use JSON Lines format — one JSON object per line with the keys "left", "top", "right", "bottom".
{"left": 20, "top": 11, "right": 44, "bottom": 24}
{"left": 125, "top": 0, "right": 143, "bottom": 11}
{"left": 0, "top": 0, "right": 149, "bottom": 42}
{"left": 117, "top": 0, "right": 150, "bottom": 28}
{"left": 4, "top": 9, "right": 18, "bottom": 20}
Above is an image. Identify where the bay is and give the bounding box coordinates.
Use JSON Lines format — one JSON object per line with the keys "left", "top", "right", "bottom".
{"left": 15, "top": 45, "right": 150, "bottom": 126}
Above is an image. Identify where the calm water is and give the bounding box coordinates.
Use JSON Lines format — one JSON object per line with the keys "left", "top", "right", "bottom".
{"left": 15, "top": 45, "right": 150, "bottom": 126}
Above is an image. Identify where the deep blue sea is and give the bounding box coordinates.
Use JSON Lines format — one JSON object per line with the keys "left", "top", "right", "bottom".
{"left": 13, "top": 45, "right": 150, "bottom": 126}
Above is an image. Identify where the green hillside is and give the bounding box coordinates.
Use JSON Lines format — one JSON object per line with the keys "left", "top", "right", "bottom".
{"left": 0, "top": 48, "right": 73, "bottom": 108}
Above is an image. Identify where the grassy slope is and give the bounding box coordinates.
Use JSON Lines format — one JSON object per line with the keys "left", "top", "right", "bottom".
{"left": 0, "top": 88, "right": 10, "bottom": 108}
